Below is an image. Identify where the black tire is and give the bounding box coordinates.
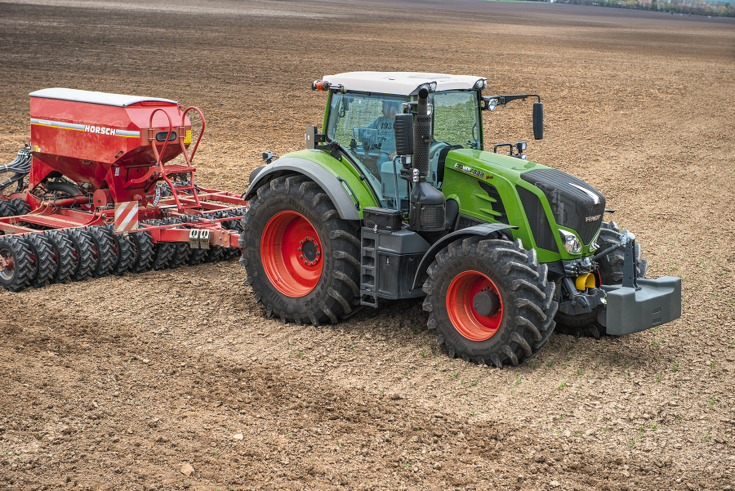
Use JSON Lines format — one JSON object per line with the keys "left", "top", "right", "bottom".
{"left": 44, "top": 230, "right": 75, "bottom": 283}
{"left": 555, "top": 221, "right": 648, "bottom": 335}
{"left": 22, "top": 232, "right": 54, "bottom": 288}
{"left": 105, "top": 225, "right": 134, "bottom": 276}
{"left": 168, "top": 242, "right": 190, "bottom": 268}
{"left": 204, "top": 245, "right": 224, "bottom": 263}
{"left": 64, "top": 228, "right": 95, "bottom": 281}
{"left": 146, "top": 221, "right": 174, "bottom": 271}
{"left": 222, "top": 208, "right": 245, "bottom": 260}
{"left": 423, "top": 237, "right": 558, "bottom": 368}
{"left": 9, "top": 198, "right": 31, "bottom": 216}
{"left": 0, "top": 235, "right": 33, "bottom": 291}
{"left": 239, "top": 175, "right": 361, "bottom": 325}
{"left": 187, "top": 247, "right": 208, "bottom": 266}
{"left": 226, "top": 208, "right": 246, "bottom": 234}
{"left": 0, "top": 199, "right": 16, "bottom": 218}
{"left": 85, "top": 226, "right": 114, "bottom": 278}
{"left": 596, "top": 221, "right": 648, "bottom": 282}
{"left": 128, "top": 231, "right": 154, "bottom": 274}
{"left": 151, "top": 241, "right": 174, "bottom": 270}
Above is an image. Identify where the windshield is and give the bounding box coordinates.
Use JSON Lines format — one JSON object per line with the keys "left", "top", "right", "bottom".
{"left": 430, "top": 90, "right": 482, "bottom": 150}
{"left": 326, "top": 92, "right": 409, "bottom": 207}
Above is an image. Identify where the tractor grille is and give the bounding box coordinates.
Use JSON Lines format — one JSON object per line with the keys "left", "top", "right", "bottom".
{"left": 516, "top": 186, "right": 559, "bottom": 253}
{"left": 520, "top": 168, "right": 605, "bottom": 244}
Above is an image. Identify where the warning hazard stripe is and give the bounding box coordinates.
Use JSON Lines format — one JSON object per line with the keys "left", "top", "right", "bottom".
{"left": 114, "top": 201, "right": 139, "bottom": 233}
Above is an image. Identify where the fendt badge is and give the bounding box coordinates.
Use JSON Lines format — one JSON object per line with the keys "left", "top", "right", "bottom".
{"left": 454, "top": 162, "right": 485, "bottom": 179}
{"left": 585, "top": 215, "right": 601, "bottom": 222}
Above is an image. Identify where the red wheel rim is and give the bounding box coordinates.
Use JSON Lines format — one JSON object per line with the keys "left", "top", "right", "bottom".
{"left": 261, "top": 211, "right": 323, "bottom": 297}
{"left": 446, "top": 270, "right": 503, "bottom": 342}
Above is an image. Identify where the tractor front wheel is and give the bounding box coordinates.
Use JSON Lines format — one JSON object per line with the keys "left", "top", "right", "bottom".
{"left": 423, "top": 237, "right": 558, "bottom": 368}
{"left": 239, "top": 175, "right": 361, "bottom": 325}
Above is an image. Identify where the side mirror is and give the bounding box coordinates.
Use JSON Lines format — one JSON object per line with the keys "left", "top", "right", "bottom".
{"left": 533, "top": 102, "right": 544, "bottom": 140}
{"left": 394, "top": 113, "right": 414, "bottom": 156}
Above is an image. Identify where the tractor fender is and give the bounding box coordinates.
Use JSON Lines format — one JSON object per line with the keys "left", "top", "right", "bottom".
{"left": 412, "top": 223, "right": 517, "bottom": 290}
{"left": 244, "top": 157, "right": 360, "bottom": 221}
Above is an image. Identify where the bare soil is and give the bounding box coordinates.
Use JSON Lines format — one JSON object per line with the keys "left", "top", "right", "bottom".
{"left": 1, "top": 1, "right": 735, "bottom": 490}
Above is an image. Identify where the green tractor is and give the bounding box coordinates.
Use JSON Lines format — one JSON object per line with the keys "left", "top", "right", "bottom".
{"left": 239, "top": 72, "right": 681, "bottom": 367}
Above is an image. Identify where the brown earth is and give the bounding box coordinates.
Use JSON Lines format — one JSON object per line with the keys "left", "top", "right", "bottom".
{"left": 1, "top": 0, "right": 735, "bottom": 489}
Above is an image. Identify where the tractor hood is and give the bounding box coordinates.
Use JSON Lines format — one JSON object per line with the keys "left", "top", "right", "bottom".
{"left": 442, "top": 149, "right": 605, "bottom": 259}
{"left": 519, "top": 168, "right": 605, "bottom": 244}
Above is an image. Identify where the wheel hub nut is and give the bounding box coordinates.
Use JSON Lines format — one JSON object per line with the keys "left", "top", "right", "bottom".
{"left": 300, "top": 236, "right": 320, "bottom": 265}
{"left": 473, "top": 290, "right": 499, "bottom": 317}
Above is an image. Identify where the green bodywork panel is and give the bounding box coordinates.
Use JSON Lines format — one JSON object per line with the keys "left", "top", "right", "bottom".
{"left": 281, "top": 149, "right": 380, "bottom": 218}
{"left": 443, "top": 149, "right": 594, "bottom": 263}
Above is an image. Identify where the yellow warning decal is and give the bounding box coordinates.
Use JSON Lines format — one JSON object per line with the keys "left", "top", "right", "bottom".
{"left": 184, "top": 130, "right": 192, "bottom": 144}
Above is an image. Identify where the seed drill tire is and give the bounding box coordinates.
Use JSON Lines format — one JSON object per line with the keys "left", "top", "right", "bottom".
{"left": 239, "top": 175, "right": 361, "bottom": 326}
{"left": 9, "top": 198, "right": 31, "bottom": 216}
{"left": 85, "top": 226, "right": 115, "bottom": 278}
{"left": 128, "top": 231, "right": 154, "bottom": 274}
{"left": 0, "top": 235, "right": 33, "bottom": 291}
{"left": 22, "top": 232, "right": 54, "bottom": 288}
{"left": 44, "top": 230, "right": 75, "bottom": 283}
{"left": 423, "top": 237, "right": 558, "bottom": 368}
{"left": 555, "top": 221, "right": 648, "bottom": 335}
{"left": 0, "top": 199, "right": 17, "bottom": 219}
{"left": 168, "top": 243, "right": 191, "bottom": 269}
{"left": 104, "top": 225, "right": 134, "bottom": 276}
{"left": 64, "top": 228, "right": 95, "bottom": 282}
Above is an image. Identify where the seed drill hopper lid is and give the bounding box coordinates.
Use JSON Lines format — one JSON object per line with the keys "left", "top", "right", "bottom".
{"left": 29, "top": 88, "right": 177, "bottom": 107}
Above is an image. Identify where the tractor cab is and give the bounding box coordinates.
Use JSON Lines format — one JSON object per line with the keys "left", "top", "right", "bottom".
{"left": 320, "top": 73, "right": 486, "bottom": 211}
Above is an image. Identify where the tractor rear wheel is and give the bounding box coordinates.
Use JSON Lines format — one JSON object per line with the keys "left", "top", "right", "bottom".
{"left": 422, "top": 237, "right": 558, "bottom": 368}
{"left": 239, "top": 175, "right": 361, "bottom": 325}
{"left": 554, "top": 221, "right": 648, "bottom": 337}
{"left": 0, "top": 235, "right": 33, "bottom": 291}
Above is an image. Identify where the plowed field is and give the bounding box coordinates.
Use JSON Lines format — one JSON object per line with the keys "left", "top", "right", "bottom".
{"left": 1, "top": 1, "right": 735, "bottom": 490}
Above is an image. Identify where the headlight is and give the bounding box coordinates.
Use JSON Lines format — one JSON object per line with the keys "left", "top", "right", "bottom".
{"left": 559, "top": 229, "right": 582, "bottom": 254}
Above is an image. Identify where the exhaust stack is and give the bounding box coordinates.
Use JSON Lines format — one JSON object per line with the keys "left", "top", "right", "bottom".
{"left": 409, "top": 87, "right": 445, "bottom": 232}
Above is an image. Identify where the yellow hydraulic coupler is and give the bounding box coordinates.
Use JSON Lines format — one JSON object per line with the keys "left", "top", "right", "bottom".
{"left": 575, "top": 273, "right": 595, "bottom": 291}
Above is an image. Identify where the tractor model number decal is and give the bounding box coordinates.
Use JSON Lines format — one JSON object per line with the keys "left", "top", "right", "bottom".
{"left": 454, "top": 162, "right": 485, "bottom": 179}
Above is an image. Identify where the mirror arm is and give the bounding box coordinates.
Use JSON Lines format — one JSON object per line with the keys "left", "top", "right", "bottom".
{"left": 485, "top": 94, "right": 541, "bottom": 106}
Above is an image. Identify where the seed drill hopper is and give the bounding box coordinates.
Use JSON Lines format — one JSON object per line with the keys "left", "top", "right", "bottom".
{"left": 0, "top": 88, "right": 247, "bottom": 291}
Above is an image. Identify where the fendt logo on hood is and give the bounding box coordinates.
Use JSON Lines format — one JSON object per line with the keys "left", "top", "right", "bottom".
{"left": 586, "top": 215, "right": 602, "bottom": 222}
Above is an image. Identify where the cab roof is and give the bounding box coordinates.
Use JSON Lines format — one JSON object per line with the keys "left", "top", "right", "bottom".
{"left": 322, "top": 72, "right": 486, "bottom": 96}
